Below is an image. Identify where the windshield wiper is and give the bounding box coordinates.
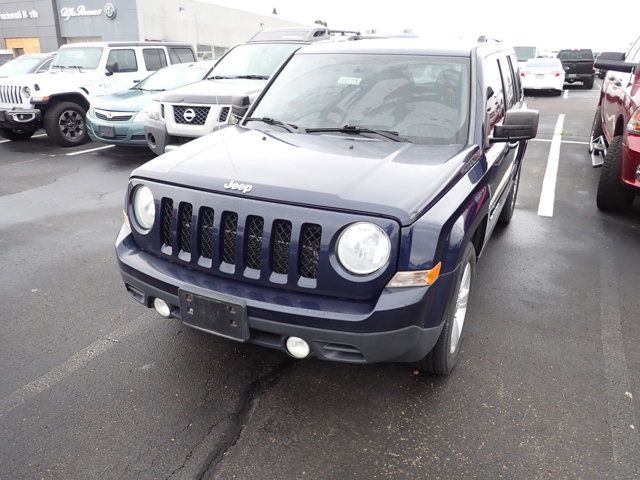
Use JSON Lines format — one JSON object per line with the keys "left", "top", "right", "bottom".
{"left": 208, "top": 74, "right": 268, "bottom": 80}
{"left": 305, "top": 125, "right": 410, "bottom": 143}
{"left": 244, "top": 117, "right": 299, "bottom": 133}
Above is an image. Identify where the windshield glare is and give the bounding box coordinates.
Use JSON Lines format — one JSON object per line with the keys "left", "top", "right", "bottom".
{"left": 0, "top": 56, "right": 44, "bottom": 75}
{"left": 249, "top": 53, "right": 470, "bottom": 145}
{"left": 52, "top": 47, "right": 103, "bottom": 69}
{"left": 514, "top": 47, "right": 537, "bottom": 62}
{"left": 136, "top": 64, "right": 208, "bottom": 91}
{"left": 209, "top": 43, "right": 299, "bottom": 78}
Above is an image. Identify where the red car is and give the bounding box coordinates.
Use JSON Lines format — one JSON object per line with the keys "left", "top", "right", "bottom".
{"left": 590, "top": 38, "right": 640, "bottom": 211}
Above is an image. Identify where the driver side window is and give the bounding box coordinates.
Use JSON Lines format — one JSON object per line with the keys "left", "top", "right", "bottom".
{"left": 106, "top": 49, "right": 138, "bottom": 73}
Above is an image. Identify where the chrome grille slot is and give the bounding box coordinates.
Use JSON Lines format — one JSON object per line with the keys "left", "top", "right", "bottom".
{"left": 161, "top": 198, "right": 174, "bottom": 248}
{"left": 221, "top": 212, "right": 238, "bottom": 264}
{"left": 299, "top": 224, "right": 322, "bottom": 279}
{"left": 199, "top": 207, "right": 215, "bottom": 259}
{"left": 179, "top": 203, "right": 193, "bottom": 254}
{"left": 271, "top": 220, "right": 292, "bottom": 274}
{"left": 245, "top": 216, "right": 264, "bottom": 270}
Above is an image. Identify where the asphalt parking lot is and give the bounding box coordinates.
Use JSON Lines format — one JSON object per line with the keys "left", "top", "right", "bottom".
{"left": 1, "top": 81, "right": 639, "bottom": 479}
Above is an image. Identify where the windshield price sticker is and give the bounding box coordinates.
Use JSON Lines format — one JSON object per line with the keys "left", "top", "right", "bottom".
{"left": 337, "top": 76, "right": 361, "bottom": 86}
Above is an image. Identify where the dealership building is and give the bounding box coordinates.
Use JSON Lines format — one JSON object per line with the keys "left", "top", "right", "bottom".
{"left": 0, "top": 0, "right": 307, "bottom": 58}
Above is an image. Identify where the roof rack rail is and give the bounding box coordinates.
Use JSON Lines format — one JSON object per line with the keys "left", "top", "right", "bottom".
{"left": 328, "top": 29, "right": 361, "bottom": 36}
{"left": 477, "top": 35, "right": 502, "bottom": 43}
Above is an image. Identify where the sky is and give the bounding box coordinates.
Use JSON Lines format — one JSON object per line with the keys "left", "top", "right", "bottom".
{"left": 205, "top": 0, "right": 636, "bottom": 52}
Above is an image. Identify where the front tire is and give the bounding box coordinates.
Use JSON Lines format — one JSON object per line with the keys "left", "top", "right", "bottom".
{"left": 0, "top": 127, "right": 35, "bottom": 141}
{"left": 596, "top": 136, "right": 634, "bottom": 212}
{"left": 44, "top": 101, "right": 89, "bottom": 147}
{"left": 417, "top": 242, "right": 476, "bottom": 375}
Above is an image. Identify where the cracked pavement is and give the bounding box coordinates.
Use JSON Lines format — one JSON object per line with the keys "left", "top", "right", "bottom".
{"left": 1, "top": 86, "right": 639, "bottom": 479}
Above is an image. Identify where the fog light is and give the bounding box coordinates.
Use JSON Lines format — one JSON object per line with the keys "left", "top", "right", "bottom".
{"left": 636, "top": 164, "right": 640, "bottom": 181}
{"left": 285, "top": 337, "right": 310, "bottom": 359}
{"left": 153, "top": 298, "right": 171, "bottom": 318}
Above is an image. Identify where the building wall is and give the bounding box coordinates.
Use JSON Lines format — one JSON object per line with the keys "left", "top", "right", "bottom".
{"left": 56, "top": 0, "right": 139, "bottom": 42}
{"left": 136, "top": 0, "right": 308, "bottom": 57}
{"left": 0, "top": 0, "right": 60, "bottom": 53}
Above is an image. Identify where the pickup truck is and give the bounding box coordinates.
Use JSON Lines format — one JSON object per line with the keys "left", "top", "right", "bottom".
{"left": 557, "top": 49, "right": 595, "bottom": 89}
{"left": 590, "top": 39, "right": 640, "bottom": 212}
{"left": 0, "top": 41, "right": 196, "bottom": 145}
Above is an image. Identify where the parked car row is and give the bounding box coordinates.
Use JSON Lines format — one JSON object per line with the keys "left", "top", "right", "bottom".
{"left": 0, "top": 27, "right": 362, "bottom": 151}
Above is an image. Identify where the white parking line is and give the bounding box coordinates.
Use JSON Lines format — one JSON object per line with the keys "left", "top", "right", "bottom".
{"left": 563, "top": 90, "right": 569, "bottom": 100}
{"left": 0, "top": 133, "right": 47, "bottom": 144}
{"left": 65, "top": 145, "right": 115, "bottom": 156}
{"left": 531, "top": 138, "right": 588, "bottom": 146}
{"left": 0, "top": 316, "right": 154, "bottom": 414}
{"left": 537, "top": 114, "right": 565, "bottom": 217}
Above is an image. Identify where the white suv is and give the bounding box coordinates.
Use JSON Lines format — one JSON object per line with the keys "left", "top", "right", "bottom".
{"left": 0, "top": 41, "right": 196, "bottom": 146}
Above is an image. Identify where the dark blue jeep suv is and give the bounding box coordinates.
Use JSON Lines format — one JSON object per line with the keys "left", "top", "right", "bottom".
{"left": 116, "top": 39, "right": 538, "bottom": 375}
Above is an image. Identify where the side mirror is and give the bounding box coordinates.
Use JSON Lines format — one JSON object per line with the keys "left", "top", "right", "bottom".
{"left": 594, "top": 52, "right": 637, "bottom": 74}
{"left": 491, "top": 110, "right": 539, "bottom": 143}
{"left": 105, "top": 61, "right": 118, "bottom": 76}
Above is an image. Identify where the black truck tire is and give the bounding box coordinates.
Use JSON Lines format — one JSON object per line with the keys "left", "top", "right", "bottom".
{"left": 584, "top": 78, "right": 594, "bottom": 89}
{"left": 417, "top": 242, "right": 476, "bottom": 375}
{"left": 0, "top": 127, "right": 35, "bottom": 141}
{"left": 44, "top": 101, "right": 89, "bottom": 147}
{"left": 596, "top": 136, "right": 634, "bottom": 212}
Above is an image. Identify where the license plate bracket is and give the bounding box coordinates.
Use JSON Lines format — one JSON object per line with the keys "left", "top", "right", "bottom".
{"left": 98, "top": 125, "right": 115, "bottom": 138}
{"left": 179, "top": 290, "right": 249, "bottom": 342}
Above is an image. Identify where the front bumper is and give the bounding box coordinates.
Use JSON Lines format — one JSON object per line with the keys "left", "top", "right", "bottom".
{"left": 0, "top": 107, "right": 41, "bottom": 129}
{"left": 86, "top": 114, "right": 147, "bottom": 146}
{"left": 116, "top": 224, "right": 456, "bottom": 364}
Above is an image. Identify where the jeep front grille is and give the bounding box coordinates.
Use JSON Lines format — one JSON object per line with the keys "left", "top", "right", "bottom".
{"left": 161, "top": 197, "right": 322, "bottom": 281}
{"left": 173, "top": 105, "right": 210, "bottom": 125}
{"left": 0, "top": 85, "right": 23, "bottom": 105}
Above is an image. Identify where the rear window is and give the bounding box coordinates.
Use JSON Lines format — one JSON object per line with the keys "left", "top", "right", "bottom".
{"left": 558, "top": 49, "right": 593, "bottom": 60}
{"left": 143, "top": 48, "right": 167, "bottom": 71}
{"left": 525, "top": 58, "right": 562, "bottom": 68}
{"left": 169, "top": 48, "right": 195, "bottom": 64}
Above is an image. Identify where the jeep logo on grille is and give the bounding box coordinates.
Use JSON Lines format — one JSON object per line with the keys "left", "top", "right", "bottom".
{"left": 183, "top": 108, "right": 196, "bottom": 123}
{"left": 224, "top": 180, "right": 253, "bottom": 194}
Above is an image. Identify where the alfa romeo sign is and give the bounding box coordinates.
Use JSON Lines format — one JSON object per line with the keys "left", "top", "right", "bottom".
{"left": 60, "top": 3, "right": 117, "bottom": 21}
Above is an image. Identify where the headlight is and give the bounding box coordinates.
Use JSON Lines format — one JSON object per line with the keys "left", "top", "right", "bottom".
{"left": 88, "top": 105, "right": 95, "bottom": 117}
{"left": 22, "top": 86, "right": 31, "bottom": 99}
{"left": 337, "top": 222, "right": 391, "bottom": 275}
{"left": 136, "top": 102, "right": 161, "bottom": 122}
{"left": 132, "top": 185, "right": 155, "bottom": 231}
{"left": 627, "top": 106, "right": 640, "bottom": 136}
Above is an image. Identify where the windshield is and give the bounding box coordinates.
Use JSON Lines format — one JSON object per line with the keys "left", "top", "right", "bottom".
{"left": 249, "top": 53, "right": 470, "bottom": 145}
{"left": 52, "top": 47, "right": 103, "bottom": 70}
{"left": 514, "top": 47, "right": 537, "bottom": 62}
{"left": 135, "top": 64, "right": 209, "bottom": 91}
{"left": 558, "top": 49, "right": 594, "bottom": 60}
{"left": 0, "top": 56, "right": 45, "bottom": 76}
{"left": 209, "top": 43, "right": 300, "bottom": 79}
